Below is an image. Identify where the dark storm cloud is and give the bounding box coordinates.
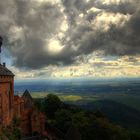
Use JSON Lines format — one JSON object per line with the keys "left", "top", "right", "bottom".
{"left": 102, "top": 9, "right": 140, "bottom": 56}
{"left": 0, "top": 0, "right": 140, "bottom": 69}
{"left": 62, "top": 0, "right": 140, "bottom": 57}
{"left": 61, "top": 0, "right": 88, "bottom": 25}
{"left": 94, "top": 0, "right": 139, "bottom": 14}
{"left": 0, "top": 0, "right": 68, "bottom": 69}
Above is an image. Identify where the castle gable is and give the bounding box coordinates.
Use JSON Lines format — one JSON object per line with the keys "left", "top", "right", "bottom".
{"left": 22, "top": 90, "right": 33, "bottom": 100}
{"left": 22, "top": 90, "right": 34, "bottom": 108}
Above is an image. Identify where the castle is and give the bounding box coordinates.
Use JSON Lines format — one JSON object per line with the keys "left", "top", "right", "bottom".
{"left": 0, "top": 37, "right": 47, "bottom": 138}
{"left": 0, "top": 37, "right": 80, "bottom": 140}
{"left": 0, "top": 63, "right": 46, "bottom": 136}
{"left": 0, "top": 63, "right": 14, "bottom": 126}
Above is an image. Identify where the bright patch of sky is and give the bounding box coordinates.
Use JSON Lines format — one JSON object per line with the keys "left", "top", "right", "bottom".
{"left": 0, "top": 0, "right": 140, "bottom": 79}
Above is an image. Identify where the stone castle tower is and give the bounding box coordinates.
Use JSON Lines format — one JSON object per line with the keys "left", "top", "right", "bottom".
{"left": 0, "top": 37, "right": 70, "bottom": 139}
{"left": 0, "top": 37, "right": 14, "bottom": 126}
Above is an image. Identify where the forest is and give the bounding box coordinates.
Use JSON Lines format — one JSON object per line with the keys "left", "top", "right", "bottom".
{"left": 34, "top": 94, "right": 140, "bottom": 140}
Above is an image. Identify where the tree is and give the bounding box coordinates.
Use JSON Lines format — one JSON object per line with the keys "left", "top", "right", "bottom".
{"left": 42, "top": 94, "right": 131, "bottom": 140}
{"left": 54, "top": 109, "right": 72, "bottom": 133}
{"left": 44, "top": 94, "right": 62, "bottom": 118}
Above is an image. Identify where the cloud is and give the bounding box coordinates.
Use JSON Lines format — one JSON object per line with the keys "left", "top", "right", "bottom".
{"left": 0, "top": 0, "right": 68, "bottom": 69}
{"left": 62, "top": 0, "right": 140, "bottom": 57}
{"left": 94, "top": 0, "right": 139, "bottom": 14}
{"left": 0, "top": 0, "right": 140, "bottom": 70}
{"left": 49, "top": 55, "right": 140, "bottom": 78}
{"left": 9, "top": 53, "right": 140, "bottom": 79}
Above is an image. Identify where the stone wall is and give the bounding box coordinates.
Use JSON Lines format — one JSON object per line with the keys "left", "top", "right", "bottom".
{"left": 0, "top": 76, "right": 14, "bottom": 126}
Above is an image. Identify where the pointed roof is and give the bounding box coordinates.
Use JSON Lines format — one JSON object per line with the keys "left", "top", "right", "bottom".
{"left": 22, "top": 90, "right": 33, "bottom": 101}
{"left": 0, "top": 64, "right": 14, "bottom": 76}
{"left": 22, "top": 90, "right": 34, "bottom": 108}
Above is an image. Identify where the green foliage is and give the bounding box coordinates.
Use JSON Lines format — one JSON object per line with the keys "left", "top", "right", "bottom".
{"left": 54, "top": 109, "right": 72, "bottom": 133}
{"left": 43, "top": 94, "right": 62, "bottom": 118}
{"left": 2, "top": 126, "right": 21, "bottom": 140}
{"left": 12, "top": 117, "right": 21, "bottom": 139}
{"left": 12, "top": 116, "right": 21, "bottom": 127}
{"left": 1, "top": 117, "right": 22, "bottom": 140}
{"left": 11, "top": 128, "right": 21, "bottom": 140}
{"left": 130, "top": 131, "right": 140, "bottom": 140}
{"left": 34, "top": 98, "right": 44, "bottom": 111}
{"left": 53, "top": 109, "right": 130, "bottom": 140}
{"left": 36, "top": 94, "right": 139, "bottom": 140}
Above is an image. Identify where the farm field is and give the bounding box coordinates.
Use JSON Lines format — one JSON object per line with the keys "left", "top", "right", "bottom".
{"left": 30, "top": 92, "right": 140, "bottom": 111}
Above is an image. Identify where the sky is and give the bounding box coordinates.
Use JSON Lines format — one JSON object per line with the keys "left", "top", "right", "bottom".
{"left": 0, "top": 0, "right": 140, "bottom": 79}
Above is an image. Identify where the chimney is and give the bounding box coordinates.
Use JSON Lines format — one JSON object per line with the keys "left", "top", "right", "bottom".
{"left": 3, "top": 62, "right": 6, "bottom": 67}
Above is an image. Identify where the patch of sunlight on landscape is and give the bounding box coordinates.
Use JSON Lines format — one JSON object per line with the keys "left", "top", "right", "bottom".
{"left": 31, "top": 92, "right": 83, "bottom": 102}
{"left": 59, "top": 95, "right": 83, "bottom": 101}
{"left": 30, "top": 92, "right": 140, "bottom": 111}
{"left": 31, "top": 92, "right": 48, "bottom": 98}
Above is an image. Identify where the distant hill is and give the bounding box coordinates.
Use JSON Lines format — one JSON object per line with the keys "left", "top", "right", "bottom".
{"left": 79, "top": 100, "right": 140, "bottom": 130}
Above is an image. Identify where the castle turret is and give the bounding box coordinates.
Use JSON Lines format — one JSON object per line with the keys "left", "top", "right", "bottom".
{"left": 0, "top": 37, "right": 14, "bottom": 126}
